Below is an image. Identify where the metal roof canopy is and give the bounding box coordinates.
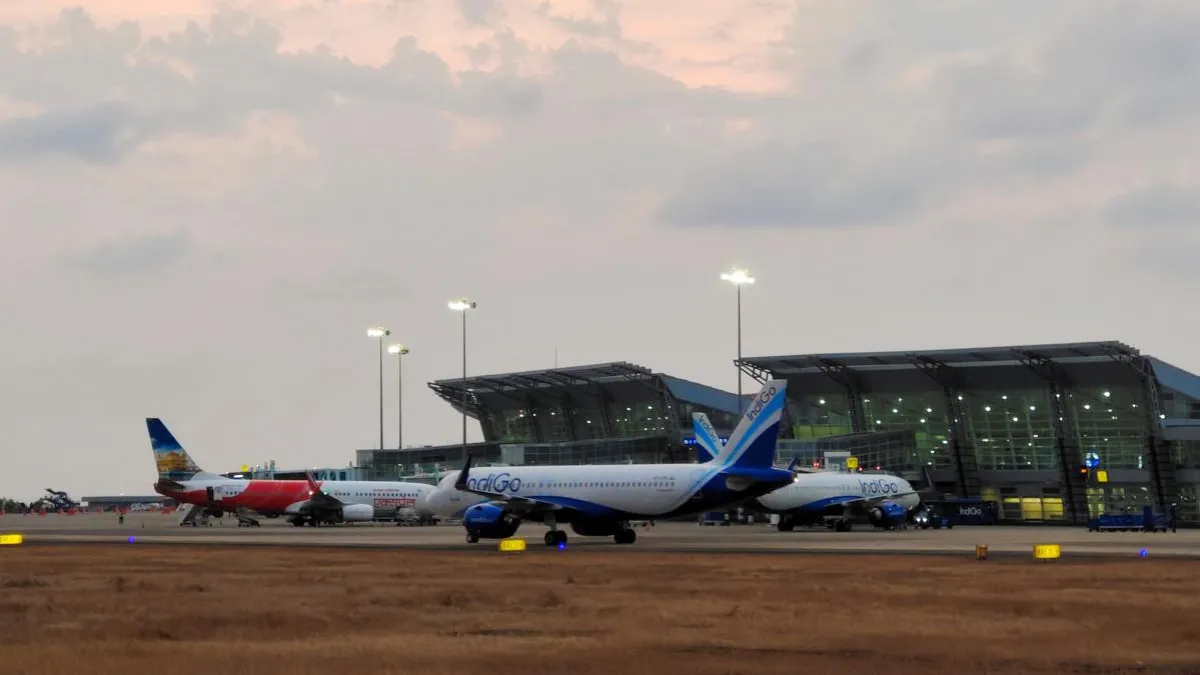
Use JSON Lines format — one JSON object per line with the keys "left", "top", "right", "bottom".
{"left": 428, "top": 362, "right": 660, "bottom": 415}
{"left": 737, "top": 340, "right": 1200, "bottom": 395}
{"left": 741, "top": 341, "right": 1141, "bottom": 373}
{"left": 428, "top": 361, "right": 744, "bottom": 416}
{"left": 431, "top": 361, "right": 655, "bottom": 394}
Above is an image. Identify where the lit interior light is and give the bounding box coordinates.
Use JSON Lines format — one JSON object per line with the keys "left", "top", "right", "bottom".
{"left": 984, "top": 406, "right": 991, "bottom": 412}
{"left": 1103, "top": 391, "right": 1111, "bottom": 398}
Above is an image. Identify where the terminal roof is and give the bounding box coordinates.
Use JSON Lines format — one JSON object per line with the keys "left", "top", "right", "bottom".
{"left": 739, "top": 341, "right": 1143, "bottom": 373}
{"left": 429, "top": 361, "right": 743, "bottom": 415}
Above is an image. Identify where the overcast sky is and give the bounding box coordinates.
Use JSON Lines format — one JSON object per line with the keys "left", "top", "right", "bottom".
{"left": 2, "top": 1, "right": 1198, "bottom": 501}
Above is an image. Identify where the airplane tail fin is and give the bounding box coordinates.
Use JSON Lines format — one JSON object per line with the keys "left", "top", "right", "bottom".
{"left": 709, "top": 379, "right": 788, "bottom": 470}
{"left": 146, "top": 418, "right": 220, "bottom": 483}
{"left": 691, "top": 412, "right": 723, "bottom": 462}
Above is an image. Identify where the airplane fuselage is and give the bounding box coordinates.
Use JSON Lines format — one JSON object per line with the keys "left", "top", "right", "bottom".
{"left": 423, "top": 463, "right": 789, "bottom": 521}
{"left": 751, "top": 472, "right": 920, "bottom": 514}
{"left": 157, "top": 478, "right": 434, "bottom": 518}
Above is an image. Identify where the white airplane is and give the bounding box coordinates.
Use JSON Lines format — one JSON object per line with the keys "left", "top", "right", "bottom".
{"left": 418, "top": 379, "right": 796, "bottom": 546}
{"left": 691, "top": 412, "right": 921, "bottom": 532}
{"left": 146, "top": 418, "right": 438, "bottom": 526}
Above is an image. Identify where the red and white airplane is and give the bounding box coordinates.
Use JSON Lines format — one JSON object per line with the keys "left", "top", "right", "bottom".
{"left": 147, "top": 418, "right": 436, "bottom": 526}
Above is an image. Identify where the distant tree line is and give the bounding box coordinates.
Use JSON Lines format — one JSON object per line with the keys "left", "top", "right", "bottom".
{"left": 1, "top": 498, "right": 31, "bottom": 513}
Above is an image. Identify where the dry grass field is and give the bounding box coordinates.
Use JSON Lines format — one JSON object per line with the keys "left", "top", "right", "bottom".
{"left": 1, "top": 544, "right": 1198, "bottom": 675}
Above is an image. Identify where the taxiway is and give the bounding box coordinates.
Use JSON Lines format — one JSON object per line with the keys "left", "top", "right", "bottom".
{"left": 3, "top": 511, "right": 1196, "bottom": 557}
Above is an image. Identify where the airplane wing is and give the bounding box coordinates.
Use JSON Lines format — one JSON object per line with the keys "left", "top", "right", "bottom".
{"left": 452, "top": 455, "right": 613, "bottom": 518}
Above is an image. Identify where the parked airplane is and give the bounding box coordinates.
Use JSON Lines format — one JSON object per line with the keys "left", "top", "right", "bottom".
{"left": 33, "top": 489, "right": 79, "bottom": 513}
{"left": 419, "top": 379, "right": 796, "bottom": 546}
{"left": 691, "top": 412, "right": 920, "bottom": 531}
{"left": 146, "top": 418, "right": 436, "bottom": 526}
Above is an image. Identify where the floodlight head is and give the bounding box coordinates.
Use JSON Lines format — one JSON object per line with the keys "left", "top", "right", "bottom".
{"left": 367, "top": 327, "right": 390, "bottom": 338}
{"left": 720, "top": 268, "right": 755, "bottom": 286}
{"left": 387, "top": 344, "right": 409, "bottom": 356}
{"left": 448, "top": 298, "right": 476, "bottom": 312}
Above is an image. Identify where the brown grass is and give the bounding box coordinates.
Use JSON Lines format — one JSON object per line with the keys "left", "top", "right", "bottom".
{"left": 0, "top": 545, "right": 1197, "bottom": 675}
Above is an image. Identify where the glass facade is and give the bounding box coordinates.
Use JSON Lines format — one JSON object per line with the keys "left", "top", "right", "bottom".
{"left": 482, "top": 398, "right": 676, "bottom": 443}
{"left": 501, "top": 435, "right": 679, "bottom": 466}
{"left": 775, "top": 383, "right": 1159, "bottom": 472}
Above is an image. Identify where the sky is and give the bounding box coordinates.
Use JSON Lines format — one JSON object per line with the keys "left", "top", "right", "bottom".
{"left": 2, "top": 0, "right": 1199, "bottom": 500}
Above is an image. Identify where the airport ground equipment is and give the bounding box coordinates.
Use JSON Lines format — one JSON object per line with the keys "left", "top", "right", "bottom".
{"left": 1087, "top": 506, "right": 1171, "bottom": 532}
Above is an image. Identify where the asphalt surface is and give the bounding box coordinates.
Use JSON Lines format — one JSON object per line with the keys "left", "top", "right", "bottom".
{"left": 3, "top": 511, "right": 1197, "bottom": 558}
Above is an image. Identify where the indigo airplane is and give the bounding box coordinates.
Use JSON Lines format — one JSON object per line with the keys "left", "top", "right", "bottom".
{"left": 419, "top": 379, "right": 795, "bottom": 546}
{"left": 691, "top": 412, "right": 920, "bottom": 532}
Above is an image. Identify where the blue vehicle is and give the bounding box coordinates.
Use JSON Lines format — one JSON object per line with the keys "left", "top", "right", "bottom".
{"left": 1088, "top": 506, "right": 1171, "bottom": 532}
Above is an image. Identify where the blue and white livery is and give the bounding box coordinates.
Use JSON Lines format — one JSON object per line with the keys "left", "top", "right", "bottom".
{"left": 419, "top": 379, "right": 796, "bottom": 546}
{"left": 691, "top": 412, "right": 921, "bottom": 532}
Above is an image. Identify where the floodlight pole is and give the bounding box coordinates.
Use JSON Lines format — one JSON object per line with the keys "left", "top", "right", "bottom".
{"left": 461, "top": 307, "right": 467, "bottom": 453}
{"left": 449, "top": 299, "right": 476, "bottom": 458}
{"left": 721, "top": 269, "right": 754, "bottom": 416}
{"left": 388, "top": 344, "right": 409, "bottom": 450}
{"left": 736, "top": 282, "right": 743, "bottom": 415}
{"left": 378, "top": 336, "right": 384, "bottom": 451}
{"left": 403, "top": 345, "right": 408, "bottom": 446}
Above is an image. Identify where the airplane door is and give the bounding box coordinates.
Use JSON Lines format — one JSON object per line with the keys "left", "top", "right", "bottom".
{"left": 206, "top": 487, "right": 215, "bottom": 503}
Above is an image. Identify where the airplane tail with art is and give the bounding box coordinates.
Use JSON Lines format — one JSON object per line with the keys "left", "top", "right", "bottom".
{"left": 705, "top": 380, "right": 788, "bottom": 471}
{"left": 146, "top": 418, "right": 222, "bottom": 485}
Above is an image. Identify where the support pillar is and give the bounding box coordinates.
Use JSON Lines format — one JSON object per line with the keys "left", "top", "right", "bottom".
{"left": 910, "top": 355, "right": 980, "bottom": 499}
{"left": 1017, "top": 350, "right": 1089, "bottom": 525}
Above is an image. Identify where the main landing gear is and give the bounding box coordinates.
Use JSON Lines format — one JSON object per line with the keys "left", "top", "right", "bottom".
{"left": 466, "top": 532, "right": 480, "bottom": 544}
{"left": 540, "top": 515, "right": 638, "bottom": 547}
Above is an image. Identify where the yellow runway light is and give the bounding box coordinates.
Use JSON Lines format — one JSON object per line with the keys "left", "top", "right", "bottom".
{"left": 498, "top": 538, "right": 526, "bottom": 552}
{"left": 0, "top": 533, "right": 24, "bottom": 546}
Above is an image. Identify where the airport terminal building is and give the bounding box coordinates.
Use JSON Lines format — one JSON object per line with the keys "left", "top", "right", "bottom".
{"left": 356, "top": 341, "right": 1200, "bottom": 525}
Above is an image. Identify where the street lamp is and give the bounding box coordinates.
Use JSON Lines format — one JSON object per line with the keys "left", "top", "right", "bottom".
{"left": 387, "top": 343, "right": 409, "bottom": 450}
{"left": 720, "top": 268, "right": 755, "bottom": 414}
{"left": 448, "top": 298, "right": 476, "bottom": 456}
{"left": 366, "top": 326, "right": 390, "bottom": 451}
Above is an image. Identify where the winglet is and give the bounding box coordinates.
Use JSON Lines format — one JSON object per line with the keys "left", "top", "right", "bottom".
{"left": 304, "top": 471, "right": 322, "bottom": 496}
{"left": 786, "top": 457, "right": 797, "bottom": 472}
{"left": 454, "top": 454, "right": 473, "bottom": 491}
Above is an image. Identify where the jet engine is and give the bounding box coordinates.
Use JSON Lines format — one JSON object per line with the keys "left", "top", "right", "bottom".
{"left": 569, "top": 517, "right": 621, "bottom": 537}
{"left": 463, "top": 503, "right": 520, "bottom": 539}
{"left": 867, "top": 501, "right": 908, "bottom": 529}
{"left": 340, "top": 503, "right": 375, "bottom": 522}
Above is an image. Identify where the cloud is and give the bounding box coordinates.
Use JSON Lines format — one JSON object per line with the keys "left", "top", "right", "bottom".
{"left": 2, "top": 1, "right": 1200, "bottom": 500}
{"left": 0, "top": 100, "right": 143, "bottom": 163}
{"left": 1104, "top": 183, "right": 1200, "bottom": 229}
{"left": 69, "top": 227, "right": 196, "bottom": 275}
